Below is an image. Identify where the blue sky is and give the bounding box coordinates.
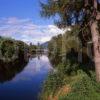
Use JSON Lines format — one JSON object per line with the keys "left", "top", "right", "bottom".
{"left": 0, "top": 0, "right": 64, "bottom": 44}
{"left": 0, "top": 0, "right": 53, "bottom": 25}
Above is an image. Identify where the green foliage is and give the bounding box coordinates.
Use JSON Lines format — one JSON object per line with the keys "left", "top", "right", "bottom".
{"left": 0, "top": 36, "right": 29, "bottom": 62}
{"left": 40, "top": 0, "right": 85, "bottom": 27}
{"left": 57, "top": 61, "right": 79, "bottom": 76}
{"left": 59, "top": 71, "right": 100, "bottom": 100}
{"left": 42, "top": 72, "right": 65, "bottom": 96}
{"left": 41, "top": 60, "right": 100, "bottom": 100}
{"left": 48, "top": 34, "right": 62, "bottom": 56}
{"left": 41, "top": 62, "right": 80, "bottom": 99}
{"left": 0, "top": 39, "right": 15, "bottom": 58}
{"left": 15, "top": 40, "right": 27, "bottom": 52}
{"left": 29, "top": 44, "right": 37, "bottom": 54}
{"left": 40, "top": 1, "right": 100, "bottom": 99}
{"left": 48, "top": 28, "right": 80, "bottom": 53}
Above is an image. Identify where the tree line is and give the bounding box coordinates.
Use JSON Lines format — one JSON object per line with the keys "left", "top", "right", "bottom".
{"left": 0, "top": 36, "right": 37, "bottom": 62}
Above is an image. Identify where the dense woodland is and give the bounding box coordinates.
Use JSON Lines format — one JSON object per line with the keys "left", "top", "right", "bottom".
{"left": 40, "top": 0, "right": 100, "bottom": 100}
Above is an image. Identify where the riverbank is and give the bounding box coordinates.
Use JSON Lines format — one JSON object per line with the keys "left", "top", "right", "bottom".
{"left": 40, "top": 61, "right": 100, "bottom": 100}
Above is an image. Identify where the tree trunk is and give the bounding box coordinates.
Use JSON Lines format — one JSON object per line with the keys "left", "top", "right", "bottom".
{"left": 91, "top": 15, "right": 100, "bottom": 82}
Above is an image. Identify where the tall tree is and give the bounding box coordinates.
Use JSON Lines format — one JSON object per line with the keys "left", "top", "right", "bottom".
{"left": 40, "top": 0, "right": 100, "bottom": 82}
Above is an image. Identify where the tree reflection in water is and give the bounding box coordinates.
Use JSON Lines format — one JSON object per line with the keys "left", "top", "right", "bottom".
{"left": 0, "top": 59, "right": 28, "bottom": 83}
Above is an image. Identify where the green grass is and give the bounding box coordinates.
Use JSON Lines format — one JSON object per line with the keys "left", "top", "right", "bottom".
{"left": 59, "top": 71, "right": 100, "bottom": 100}
{"left": 40, "top": 62, "right": 100, "bottom": 100}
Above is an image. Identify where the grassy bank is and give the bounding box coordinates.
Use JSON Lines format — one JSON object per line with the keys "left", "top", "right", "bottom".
{"left": 40, "top": 61, "right": 100, "bottom": 100}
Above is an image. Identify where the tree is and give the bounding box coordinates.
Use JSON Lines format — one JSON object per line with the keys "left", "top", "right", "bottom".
{"left": 0, "top": 39, "right": 15, "bottom": 58}
{"left": 40, "top": 0, "right": 100, "bottom": 82}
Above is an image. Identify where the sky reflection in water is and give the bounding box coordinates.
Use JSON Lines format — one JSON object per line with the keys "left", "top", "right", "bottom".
{"left": 0, "top": 55, "right": 53, "bottom": 100}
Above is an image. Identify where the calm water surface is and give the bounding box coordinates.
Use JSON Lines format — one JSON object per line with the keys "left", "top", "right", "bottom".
{"left": 0, "top": 55, "right": 53, "bottom": 100}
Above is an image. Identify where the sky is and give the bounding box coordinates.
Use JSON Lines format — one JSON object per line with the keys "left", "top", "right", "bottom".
{"left": 0, "top": 0, "right": 64, "bottom": 44}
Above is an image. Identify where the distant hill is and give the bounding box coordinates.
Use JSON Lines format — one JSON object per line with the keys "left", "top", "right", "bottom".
{"left": 41, "top": 41, "right": 49, "bottom": 49}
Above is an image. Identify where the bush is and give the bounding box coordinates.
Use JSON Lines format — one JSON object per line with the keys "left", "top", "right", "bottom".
{"left": 41, "top": 62, "right": 80, "bottom": 99}
{"left": 59, "top": 70, "right": 100, "bottom": 100}
{"left": 42, "top": 72, "right": 65, "bottom": 97}
{"left": 0, "top": 40, "right": 15, "bottom": 58}
{"left": 0, "top": 37, "right": 29, "bottom": 62}
{"left": 41, "top": 58, "right": 100, "bottom": 100}
{"left": 57, "top": 60, "right": 79, "bottom": 76}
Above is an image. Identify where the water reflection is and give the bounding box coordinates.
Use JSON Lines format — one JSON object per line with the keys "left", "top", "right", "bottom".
{"left": 0, "top": 59, "right": 28, "bottom": 83}
{"left": 0, "top": 55, "right": 53, "bottom": 100}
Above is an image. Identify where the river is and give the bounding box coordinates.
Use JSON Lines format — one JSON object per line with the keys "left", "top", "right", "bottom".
{"left": 0, "top": 55, "right": 53, "bottom": 100}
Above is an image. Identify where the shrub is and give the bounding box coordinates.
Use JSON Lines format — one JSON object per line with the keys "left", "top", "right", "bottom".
{"left": 57, "top": 60, "right": 79, "bottom": 76}
{"left": 42, "top": 72, "right": 65, "bottom": 97}
{"left": 59, "top": 70, "right": 100, "bottom": 100}
{"left": 0, "top": 39, "right": 15, "bottom": 58}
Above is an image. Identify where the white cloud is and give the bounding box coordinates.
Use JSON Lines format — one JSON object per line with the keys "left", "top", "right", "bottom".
{"left": 0, "top": 17, "right": 65, "bottom": 44}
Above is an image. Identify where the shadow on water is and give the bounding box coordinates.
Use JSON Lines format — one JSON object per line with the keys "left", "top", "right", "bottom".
{"left": 0, "top": 59, "right": 28, "bottom": 83}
